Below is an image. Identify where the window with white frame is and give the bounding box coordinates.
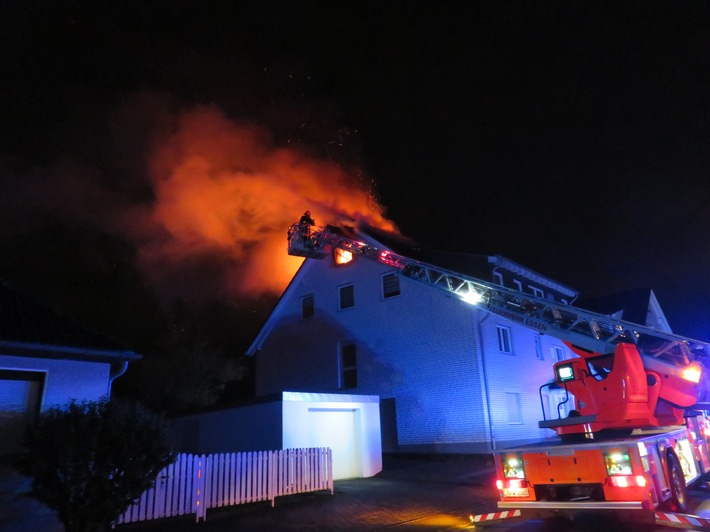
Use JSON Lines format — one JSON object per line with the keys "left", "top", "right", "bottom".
{"left": 551, "top": 345, "right": 565, "bottom": 363}
{"left": 339, "top": 284, "right": 354, "bottom": 310}
{"left": 530, "top": 286, "right": 544, "bottom": 298}
{"left": 497, "top": 325, "right": 513, "bottom": 354}
{"left": 513, "top": 279, "right": 523, "bottom": 292}
{"left": 493, "top": 271, "right": 504, "bottom": 286}
{"left": 339, "top": 343, "right": 357, "bottom": 389}
{"left": 505, "top": 392, "right": 522, "bottom": 423}
{"left": 382, "top": 273, "right": 400, "bottom": 299}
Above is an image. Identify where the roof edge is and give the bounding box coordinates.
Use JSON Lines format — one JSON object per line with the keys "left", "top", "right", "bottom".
{"left": 489, "top": 255, "right": 579, "bottom": 298}
{"left": 0, "top": 340, "right": 142, "bottom": 362}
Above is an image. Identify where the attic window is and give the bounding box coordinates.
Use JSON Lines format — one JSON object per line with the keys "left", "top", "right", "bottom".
{"left": 301, "top": 294, "right": 314, "bottom": 319}
{"left": 530, "top": 286, "right": 544, "bottom": 298}
{"left": 333, "top": 248, "right": 354, "bottom": 266}
{"left": 382, "top": 273, "right": 400, "bottom": 298}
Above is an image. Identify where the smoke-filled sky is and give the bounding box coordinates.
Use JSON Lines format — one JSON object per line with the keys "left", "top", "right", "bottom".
{"left": 2, "top": 1, "right": 710, "bottom": 344}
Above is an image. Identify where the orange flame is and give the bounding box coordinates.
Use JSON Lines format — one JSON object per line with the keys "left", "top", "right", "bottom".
{"left": 141, "top": 105, "right": 395, "bottom": 299}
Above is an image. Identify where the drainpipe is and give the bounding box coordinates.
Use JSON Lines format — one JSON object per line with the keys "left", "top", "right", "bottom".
{"left": 107, "top": 360, "right": 129, "bottom": 399}
{"left": 476, "top": 311, "right": 496, "bottom": 451}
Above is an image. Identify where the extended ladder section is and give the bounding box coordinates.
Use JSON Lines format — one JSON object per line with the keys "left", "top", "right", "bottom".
{"left": 288, "top": 222, "right": 710, "bottom": 368}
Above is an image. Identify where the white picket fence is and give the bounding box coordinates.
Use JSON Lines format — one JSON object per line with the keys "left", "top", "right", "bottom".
{"left": 115, "top": 447, "right": 333, "bottom": 525}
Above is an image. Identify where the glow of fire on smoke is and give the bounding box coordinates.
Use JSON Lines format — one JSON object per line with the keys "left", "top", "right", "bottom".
{"left": 143, "top": 105, "right": 395, "bottom": 298}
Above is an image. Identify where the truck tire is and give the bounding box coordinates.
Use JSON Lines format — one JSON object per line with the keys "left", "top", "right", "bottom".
{"left": 665, "top": 454, "right": 688, "bottom": 513}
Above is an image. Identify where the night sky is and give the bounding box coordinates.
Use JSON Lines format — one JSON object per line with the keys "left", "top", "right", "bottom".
{"left": 2, "top": 1, "right": 710, "bottom": 350}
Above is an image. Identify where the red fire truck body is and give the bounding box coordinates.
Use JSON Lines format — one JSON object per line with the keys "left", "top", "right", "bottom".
{"left": 494, "top": 336, "right": 710, "bottom": 519}
{"left": 496, "top": 416, "right": 710, "bottom": 515}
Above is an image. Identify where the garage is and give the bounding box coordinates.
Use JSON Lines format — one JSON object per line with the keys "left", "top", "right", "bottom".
{"left": 308, "top": 408, "right": 360, "bottom": 479}
{"left": 282, "top": 391, "right": 382, "bottom": 479}
{"left": 170, "top": 391, "right": 383, "bottom": 480}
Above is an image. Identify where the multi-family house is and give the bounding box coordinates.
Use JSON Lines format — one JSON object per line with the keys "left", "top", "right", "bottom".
{"left": 248, "top": 226, "right": 581, "bottom": 454}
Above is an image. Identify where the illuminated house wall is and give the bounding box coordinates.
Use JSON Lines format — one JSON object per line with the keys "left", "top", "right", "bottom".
{"left": 249, "top": 233, "right": 578, "bottom": 453}
{"left": 0, "top": 354, "right": 112, "bottom": 409}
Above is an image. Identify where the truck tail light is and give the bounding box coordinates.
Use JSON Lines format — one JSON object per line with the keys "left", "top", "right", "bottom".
{"left": 608, "top": 475, "right": 647, "bottom": 488}
{"left": 496, "top": 477, "right": 530, "bottom": 497}
{"left": 496, "top": 478, "right": 529, "bottom": 488}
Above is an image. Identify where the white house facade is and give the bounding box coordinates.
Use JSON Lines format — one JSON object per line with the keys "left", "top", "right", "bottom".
{"left": 248, "top": 229, "right": 581, "bottom": 453}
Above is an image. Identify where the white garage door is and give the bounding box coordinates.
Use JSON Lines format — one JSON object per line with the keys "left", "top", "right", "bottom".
{"left": 308, "top": 408, "right": 360, "bottom": 480}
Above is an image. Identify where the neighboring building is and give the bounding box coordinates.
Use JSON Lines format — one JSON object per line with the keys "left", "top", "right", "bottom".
{"left": 0, "top": 280, "right": 141, "bottom": 454}
{"left": 248, "top": 226, "right": 582, "bottom": 454}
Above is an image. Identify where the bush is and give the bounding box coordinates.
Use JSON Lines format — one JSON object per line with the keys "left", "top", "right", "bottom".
{"left": 16, "top": 398, "right": 175, "bottom": 532}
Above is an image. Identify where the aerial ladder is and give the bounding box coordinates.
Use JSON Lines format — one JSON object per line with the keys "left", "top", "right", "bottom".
{"left": 287, "top": 220, "right": 710, "bottom": 439}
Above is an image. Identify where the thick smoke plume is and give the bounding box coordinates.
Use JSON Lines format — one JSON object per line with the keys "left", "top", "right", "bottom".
{"left": 0, "top": 98, "right": 396, "bottom": 306}
{"left": 139, "top": 105, "right": 395, "bottom": 300}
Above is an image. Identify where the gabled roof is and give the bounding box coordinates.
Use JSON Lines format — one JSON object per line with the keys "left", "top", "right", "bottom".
{"left": 0, "top": 280, "right": 141, "bottom": 363}
{"left": 246, "top": 223, "right": 580, "bottom": 355}
{"left": 578, "top": 288, "right": 651, "bottom": 323}
{"left": 246, "top": 225, "right": 395, "bottom": 355}
{"left": 361, "top": 225, "right": 578, "bottom": 298}
{"left": 577, "top": 287, "right": 672, "bottom": 332}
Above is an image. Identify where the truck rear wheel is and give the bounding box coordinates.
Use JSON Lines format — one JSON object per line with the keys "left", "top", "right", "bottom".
{"left": 665, "top": 454, "right": 687, "bottom": 512}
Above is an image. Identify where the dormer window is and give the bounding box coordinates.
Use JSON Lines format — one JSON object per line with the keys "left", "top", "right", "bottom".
{"left": 530, "top": 286, "right": 544, "bottom": 298}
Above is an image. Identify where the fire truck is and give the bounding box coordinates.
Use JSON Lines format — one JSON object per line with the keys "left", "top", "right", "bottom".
{"left": 287, "top": 220, "right": 710, "bottom": 526}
